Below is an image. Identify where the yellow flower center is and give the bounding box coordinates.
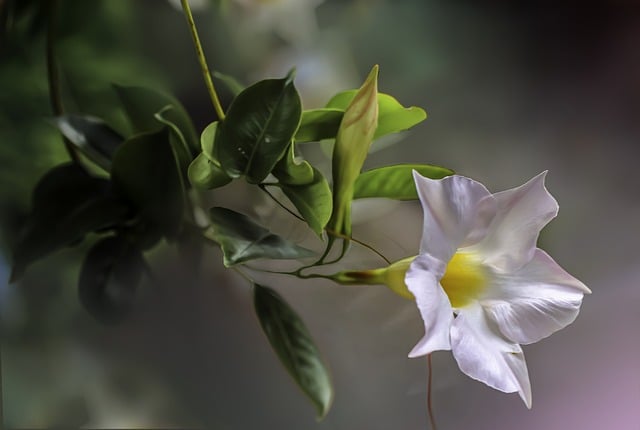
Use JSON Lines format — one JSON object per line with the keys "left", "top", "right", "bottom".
{"left": 440, "top": 252, "right": 488, "bottom": 308}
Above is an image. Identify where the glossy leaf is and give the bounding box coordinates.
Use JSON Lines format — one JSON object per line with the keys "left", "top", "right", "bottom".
{"left": 327, "top": 65, "right": 379, "bottom": 239}
{"left": 111, "top": 129, "right": 184, "bottom": 239}
{"left": 53, "top": 115, "right": 124, "bottom": 170}
{"left": 200, "top": 121, "right": 218, "bottom": 159}
{"left": 188, "top": 152, "right": 233, "bottom": 190}
{"left": 295, "top": 108, "right": 343, "bottom": 143}
{"left": 280, "top": 168, "right": 332, "bottom": 237}
{"left": 78, "top": 235, "right": 145, "bottom": 323}
{"left": 272, "top": 143, "right": 314, "bottom": 186}
{"left": 326, "top": 91, "right": 426, "bottom": 140}
{"left": 214, "top": 70, "right": 302, "bottom": 183}
{"left": 353, "top": 164, "right": 454, "bottom": 200}
{"left": 10, "top": 164, "right": 130, "bottom": 281}
{"left": 253, "top": 284, "right": 333, "bottom": 419}
{"left": 208, "top": 207, "right": 314, "bottom": 266}
{"left": 113, "top": 84, "right": 199, "bottom": 154}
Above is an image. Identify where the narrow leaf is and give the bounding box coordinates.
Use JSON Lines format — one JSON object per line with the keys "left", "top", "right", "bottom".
{"left": 253, "top": 284, "right": 333, "bottom": 419}
{"left": 78, "top": 236, "right": 145, "bottom": 323}
{"left": 295, "top": 108, "right": 343, "bottom": 143}
{"left": 208, "top": 207, "right": 314, "bottom": 266}
{"left": 215, "top": 70, "right": 302, "bottom": 183}
{"left": 53, "top": 115, "right": 124, "bottom": 170}
{"left": 111, "top": 129, "right": 184, "bottom": 239}
{"left": 353, "top": 164, "right": 454, "bottom": 200}
{"left": 280, "top": 168, "right": 332, "bottom": 237}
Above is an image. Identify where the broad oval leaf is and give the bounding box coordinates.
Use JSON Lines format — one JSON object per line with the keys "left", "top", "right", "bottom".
{"left": 79, "top": 235, "right": 145, "bottom": 323}
{"left": 53, "top": 115, "right": 124, "bottom": 170}
{"left": 353, "top": 164, "right": 454, "bottom": 200}
{"left": 208, "top": 207, "right": 314, "bottom": 266}
{"left": 279, "top": 168, "right": 332, "bottom": 237}
{"left": 10, "top": 163, "right": 131, "bottom": 282}
{"left": 113, "top": 84, "right": 199, "bottom": 154}
{"left": 326, "top": 91, "right": 426, "bottom": 140}
{"left": 214, "top": 70, "right": 302, "bottom": 183}
{"left": 272, "top": 143, "right": 314, "bottom": 186}
{"left": 111, "top": 129, "right": 184, "bottom": 239}
{"left": 295, "top": 108, "right": 343, "bottom": 143}
{"left": 253, "top": 284, "right": 333, "bottom": 419}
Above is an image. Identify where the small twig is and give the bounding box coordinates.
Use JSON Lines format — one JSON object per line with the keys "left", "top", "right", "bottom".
{"left": 259, "top": 184, "right": 305, "bottom": 222}
{"left": 427, "top": 354, "right": 437, "bottom": 430}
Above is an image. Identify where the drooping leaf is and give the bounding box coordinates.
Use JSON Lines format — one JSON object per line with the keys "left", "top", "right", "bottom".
{"left": 213, "top": 71, "right": 245, "bottom": 96}
{"left": 53, "top": 115, "right": 124, "bottom": 170}
{"left": 326, "top": 91, "right": 426, "bottom": 140}
{"left": 111, "top": 129, "right": 184, "bottom": 239}
{"left": 279, "top": 168, "right": 332, "bottom": 237}
{"left": 327, "top": 65, "right": 379, "bottom": 240}
{"left": 214, "top": 70, "right": 302, "bottom": 183}
{"left": 154, "top": 106, "right": 194, "bottom": 178}
{"left": 272, "top": 143, "right": 314, "bottom": 186}
{"left": 113, "top": 84, "right": 199, "bottom": 154}
{"left": 10, "top": 164, "right": 131, "bottom": 281}
{"left": 253, "top": 284, "right": 333, "bottom": 419}
{"left": 78, "top": 235, "right": 145, "bottom": 323}
{"left": 208, "top": 207, "right": 314, "bottom": 266}
{"left": 353, "top": 164, "right": 454, "bottom": 200}
{"left": 188, "top": 152, "right": 233, "bottom": 190}
{"left": 295, "top": 108, "right": 343, "bottom": 143}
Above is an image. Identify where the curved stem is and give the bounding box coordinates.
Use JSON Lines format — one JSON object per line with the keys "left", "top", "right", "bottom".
{"left": 46, "top": 0, "right": 79, "bottom": 163}
{"left": 427, "top": 354, "right": 437, "bottom": 430}
{"left": 326, "top": 229, "right": 390, "bottom": 265}
{"left": 180, "top": 0, "right": 226, "bottom": 120}
{"left": 259, "top": 184, "right": 305, "bottom": 222}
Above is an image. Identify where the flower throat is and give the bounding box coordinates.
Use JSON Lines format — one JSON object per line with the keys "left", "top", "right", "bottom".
{"left": 440, "top": 252, "right": 487, "bottom": 308}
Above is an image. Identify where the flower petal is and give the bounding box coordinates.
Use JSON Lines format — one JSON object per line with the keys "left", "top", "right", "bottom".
{"left": 413, "top": 171, "right": 496, "bottom": 263}
{"left": 406, "top": 254, "right": 453, "bottom": 357}
{"left": 472, "top": 171, "right": 558, "bottom": 272}
{"left": 451, "top": 304, "right": 532, "bottom": 408}
{"left": 482, "top": 248, "right": 590, "bottom": 345}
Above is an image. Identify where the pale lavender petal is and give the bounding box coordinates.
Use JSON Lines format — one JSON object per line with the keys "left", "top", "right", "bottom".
{"left": 406, "top": 254, "right": 453, "bottom": 357}
{"left": 482, "top": 248, "right": 590, "bottom": 345}
{"left": 451, "top": 304, "right": 532, "bottom": 408}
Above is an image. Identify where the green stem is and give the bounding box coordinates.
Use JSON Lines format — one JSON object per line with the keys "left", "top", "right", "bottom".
{"left": 180, "top": 0, "right": 226, "bottom": 120}
{"left": 46, "top": 0, "right": 79, "bottom": 163}
{"left": 259, "top": 184, "right": 305, "bottom": 222}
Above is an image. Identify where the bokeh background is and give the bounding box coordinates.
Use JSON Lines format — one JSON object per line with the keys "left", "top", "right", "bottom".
{"left": 1, "top": 0, "right": 639, "bottom": 428}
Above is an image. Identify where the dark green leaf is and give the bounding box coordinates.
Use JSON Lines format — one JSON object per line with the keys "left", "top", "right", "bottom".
{"left": 280, "top": 168, "right": 332, "bottom": 237}
{"left": 326, "top": 91, "right": 426, "bottom": 140}
{"left": 208, "top": 207, "right": 314, "bottom": 266}
{"left": 272, "top": 143, "right": 314, "bottom": 185}
{"left": 154, "top": 106, "right": 194, "bottom": 179}
{"left": 53, "top": 115, "right": 124, "bottom": 170}
{"left": 113, "top": 84, "right": 199, "bottom": 154}
{"left": 111, "top": 129, "right": 184, "bottom": 239}
{"left": 215, "top": 70, "right": 302, "bottom": 183}
{"left": 295, "top": 108, "right": 343, "bottom": 143}
{"left": 354, "top": 164, "right": 453, "bottom": 200}
{"left": 78, "top": 235, "right": 145, "bottom": 323}
{"left": 10, "top": 164, "right": 131, "bottom": 281}
{"left": 253, "top": 284, "right": 333, "bottom": 419}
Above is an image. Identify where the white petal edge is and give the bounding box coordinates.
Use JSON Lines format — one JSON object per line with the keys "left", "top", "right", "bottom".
{"left": 413, "top": 171, "right": 496, "bottom": 263}
{"left": 482, "top": 248, "right": 590, "bottom": 345}
{"left": 451, "top": 304, "right": 532, "bottom": 408}
{"left": 472, "top": 171, "right": 558, "bottom": 272}
{"left": 406, "top": 254, "right": 453, "bottom": 357}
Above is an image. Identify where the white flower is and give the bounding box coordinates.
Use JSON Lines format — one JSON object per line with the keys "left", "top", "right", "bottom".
{"left": 406, "top": 171, "right": 590, "bottom": 408}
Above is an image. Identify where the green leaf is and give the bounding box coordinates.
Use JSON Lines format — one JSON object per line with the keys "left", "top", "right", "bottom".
{"left": 78, "top": 235, "right": 145, "bottom": 323}
{"left": 208, "top": 207, "right": 314, "bottom": 266}
{"left": 253, "top": 284, "right": 333, "bottom": 419}
{"left": 10, "top": 164, "right": 131, "bottom": 281}
{"left": 326, "top": 91, "right": 426, "bottom": 140}
{"left": 200, "top": 121, "right": 218, "bottom": 159}
{"left": 215, "top": 70, "right": 302, "bottom": 183}
{"left": 53, "top": 115, "right": 124, "bottom": 170}
{"left": 295, "top": 108, "right": 343, "bottom": 143}
{"left": 272, "top": 143, "right": 314, "bottom": 186}
{"left": 280, "top": 168, "right": 332, "bottom": 237}
{"left": 354, "top": 164, "right": 454, "bottom": 200}
{"left": 213, "top": 71, "right": 245, "bottom": 96}
{"left": 327, "top": 65, "right": 379, "bottom": 239}
{"left": 113, "top": 84, "right": 199, "bottom": 154}
{"left": 111, "top": 129, "right": 184, "bottom": 239}
{"left": 188, "top": 152, "right": 233, "bottom": 190}
{"left": 154, "top": 106, "right": 194, "bottom": 178}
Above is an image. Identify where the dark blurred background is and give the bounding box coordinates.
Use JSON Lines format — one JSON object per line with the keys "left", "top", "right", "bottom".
{"left": 1, "top": 0, "right": 639, "bottom": 428}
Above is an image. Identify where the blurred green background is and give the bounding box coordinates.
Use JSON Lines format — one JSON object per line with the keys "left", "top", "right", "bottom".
{"left": 1, "top": 0, "right": 638, "bottom": 428}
